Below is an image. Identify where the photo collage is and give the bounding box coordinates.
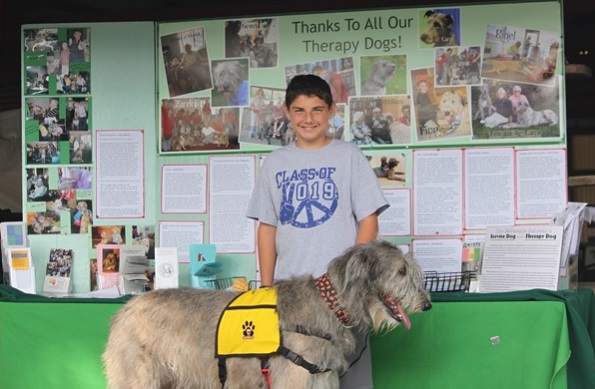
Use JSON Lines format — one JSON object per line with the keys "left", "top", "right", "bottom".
{"left": 23, "top": 27, "right": 94, "bottom": 235}
{"left": 158, "top": 10, "right": 562, "bottom": 157}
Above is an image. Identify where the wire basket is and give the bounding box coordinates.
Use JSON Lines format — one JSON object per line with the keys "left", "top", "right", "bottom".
{"left": 423, "top": 271, "right": 475, "bottom": 293}
{"left": 204, "top": 276, "right": 247, "bottom": 290}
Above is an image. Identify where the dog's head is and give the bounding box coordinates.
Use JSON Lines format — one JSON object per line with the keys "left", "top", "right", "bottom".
{"left": 104, "top": 253, "right": 118, "bottom": 272}
{"left": 370, "top": 60, "right": 396, "bottom": 82}
{"left": 252, "top": 43, "right": 276, "bottom": 67}
{"left": 438, "top": 91, "right": 466, "bottom": 117}
{"left": 213, "top": 61, "right": 244, "bottom": 102}
{"left": 420, "top": 10, "right": 456, "bottom": 46}
{"left": 328, "top": 240, "right": 431, "bottom": 332}
{"left": 514, "top": 99, "right": 531, "bottom": 115}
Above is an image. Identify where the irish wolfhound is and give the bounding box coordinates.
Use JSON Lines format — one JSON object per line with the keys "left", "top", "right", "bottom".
{"left": 103, "top": 240, "right": 431, "bottom": 389}
{"left": 213, "top": 60, "right": 249, "bottom": 106}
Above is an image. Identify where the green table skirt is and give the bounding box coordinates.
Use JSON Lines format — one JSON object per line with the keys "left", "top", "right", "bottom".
{"left": 1, "top": 286, "right": 593, "bottom": 389}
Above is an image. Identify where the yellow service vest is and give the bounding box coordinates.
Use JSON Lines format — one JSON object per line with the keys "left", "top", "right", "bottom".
{"left": 216, "top": 287, "right": 280, "bottom": 357}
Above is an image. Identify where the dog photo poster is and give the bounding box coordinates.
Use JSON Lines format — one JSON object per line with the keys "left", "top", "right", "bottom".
{"left": 470, "top": 79, "right": 560, "bottom": 140}
{"left": 418, "top": 8, "right": 461, "bottom": 49}
{"left": 411, "top": 67, "right": 471, "bottom": 142}
{"left": 96, "top": 244, "right": 120, "bottom": 290}
{"left": 481, "top": 24, "right": 560, "bottom": 87}
{"left": 359, "top": 55, "right": 407, "bottom": 96}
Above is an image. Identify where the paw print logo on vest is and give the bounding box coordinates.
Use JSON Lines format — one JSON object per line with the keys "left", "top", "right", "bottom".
{"left": 242, "top": 320, "right": 255, "bottom": 339}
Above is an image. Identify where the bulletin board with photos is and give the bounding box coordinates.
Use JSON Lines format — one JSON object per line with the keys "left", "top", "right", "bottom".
{"left": 157, "top": 2, "right": 564, "bottom": 154}
{"left": 19, "top": 1, "right": 569, "bottom": 294}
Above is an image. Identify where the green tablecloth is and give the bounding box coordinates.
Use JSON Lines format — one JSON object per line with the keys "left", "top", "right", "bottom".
{"left": 0, "top": 286, "right": 593, "bottom": 389}
{"left": 372, "top": 288, "right": 595, "bottom": 389}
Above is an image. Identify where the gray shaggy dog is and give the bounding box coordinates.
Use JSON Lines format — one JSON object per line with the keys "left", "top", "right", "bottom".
{"left": 213, "top": 60, "right": 246, "bottom": 105}
{"left": 103, "top": 240, "right": 431, "bottom": 389}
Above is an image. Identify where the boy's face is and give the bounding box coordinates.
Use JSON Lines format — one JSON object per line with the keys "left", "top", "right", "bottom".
{"left": 284, "top": 95, "right": 335, "bottom": 149}
{"left": 417, "top": 81, "right": 428, "bottom": 93}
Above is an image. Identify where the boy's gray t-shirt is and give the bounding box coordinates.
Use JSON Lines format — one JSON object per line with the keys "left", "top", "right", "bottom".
{"left": 247, "top": 139, "right": 389, "bottom": 281}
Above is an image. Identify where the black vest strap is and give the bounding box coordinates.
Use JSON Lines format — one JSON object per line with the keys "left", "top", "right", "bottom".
{"left": 278, "top": 345, "right": 331, "bottom": 374}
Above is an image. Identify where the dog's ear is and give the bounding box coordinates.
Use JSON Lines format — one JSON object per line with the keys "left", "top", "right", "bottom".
{"left": 444, "top": 15, "right": 455, "bottom": 26}
{"left": 424, "top": 10, "right": 435, "bottom": 18}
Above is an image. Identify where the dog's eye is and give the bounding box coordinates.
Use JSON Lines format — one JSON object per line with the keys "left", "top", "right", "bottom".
{"left": 433, "top": 22, "right": 441, "bottom": 28}
{"left": 398, "top": 266, "right": 407, "bottom": 276}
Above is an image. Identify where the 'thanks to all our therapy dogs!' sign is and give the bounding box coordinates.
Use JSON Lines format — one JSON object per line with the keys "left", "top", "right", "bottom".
{"left": 156, "top": 2, "right": 563, "bottom": 153}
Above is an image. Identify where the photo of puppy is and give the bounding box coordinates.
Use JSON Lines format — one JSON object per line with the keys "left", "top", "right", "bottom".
{"left": 420, "top": 9, "right": 460, "bottom": 47}
{"left": 436, "top": 90, "right": 470, "bottom": 135}
{"left": 212, "top": 59, "right": 249, "bottom": 107}
{"left": 361, "top": 60, "right": 397, "bottom": 96}
{"left": 503, "top": 99, "right": 558, "bottom": 128}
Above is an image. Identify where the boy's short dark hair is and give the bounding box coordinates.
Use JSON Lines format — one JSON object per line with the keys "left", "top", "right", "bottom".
{"left": 285, "top": 74, "right": 333, "bottom": 108}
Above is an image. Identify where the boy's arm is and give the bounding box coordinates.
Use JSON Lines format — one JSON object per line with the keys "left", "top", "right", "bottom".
{"left": 257, "top": 222, "right": 278, "bottom": 286}
{"left": 356, "top": 212, "right": 379, "bottom": 244}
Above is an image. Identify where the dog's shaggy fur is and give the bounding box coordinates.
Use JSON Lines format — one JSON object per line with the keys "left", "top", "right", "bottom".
{"left": 103, "top": 240, "right": 431, "bottom": 389}
{"left": 213, "top": 61, "right": 247, "bottom": 105}
{"left": 436, "top": 90, "right": 469, "bottom": 134}
{"left": 503, "top": 99, "right": 558, "bottom": 128}
{"left": 361, "top": 60, "right": 396, "bottom": 96}
{"left": 420, "top": 10, "right": 458, "bottom": 47}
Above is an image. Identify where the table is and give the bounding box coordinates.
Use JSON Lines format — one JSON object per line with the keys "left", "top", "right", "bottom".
{"left": 1, "top": 286, "right": 593, "bottom": 389}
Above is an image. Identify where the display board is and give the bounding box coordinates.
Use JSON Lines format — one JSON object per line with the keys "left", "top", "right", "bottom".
{"left": 20, "top": 2, "right": 567, "bottom": 293}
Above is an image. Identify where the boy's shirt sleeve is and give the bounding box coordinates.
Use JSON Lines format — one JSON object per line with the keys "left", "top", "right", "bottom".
{"left": 246, "top": 161, "right": 279, "bottom": 226}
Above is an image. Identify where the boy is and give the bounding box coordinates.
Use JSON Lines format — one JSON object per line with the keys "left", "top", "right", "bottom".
{"left": 246, "top": 74, "right": 389, "bottom": 388}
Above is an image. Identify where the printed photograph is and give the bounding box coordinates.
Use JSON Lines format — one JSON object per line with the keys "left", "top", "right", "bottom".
{"left": 92, "top": 225, "right": 126, "bottom": 248}
{"left": 239, "top": 86, "right": 287, "bottom": 146}
{"left": 26, "top": 141, "right": 60, "bottom": 165}
{"left": 132, "top": 225, "right": 156, "bottom": 259}
{"left": 419, "top": 8, "right": 461, "bottom": 49}
{"left": 284, "top": 57, "right": 355, "bottom": 104}
{"left": 224, "top": 18, "right": 279, "bottom": 68}
{"left": 66, "top": 97, "right": 90, "bottom": 132}
{"left": 26, "top": 168, "right": 49, "bottom": 202}
{"left": 69, "top": 131, "right": 93, "bottom": 164}
{"left": 348, "top": 95, "right": 412, "bottom": 146}
{"left": 26, "top": 211, "right": 61, "bottom": 235}
{"left": 161, "top": 27, "right": 213, "bottom": 97}
{"left": 359, "top": 54, "right": 407, "bottom": 96}
{"left": 161, "top": 97, "right": 240, "bottom": 152}
{"left": 211, "top": 58, "right": 249, "bottom": 107}
{"left": 411, "top": 68, "right": 471, "bottom": 142}
{"left": 58, "top": 71, "right": 90, "bottom": 94}
{"left": 481, "top": 24, "right": 560, "bottom": 86}
{"left": 65, "top": 28, "right": 90, "bottom": 63}
{"left": 471, "top": 79, "right": 560, "bottom": 140}
{"left": 25, "top": 66, "right": 49, "bottom": 95}
{"left": 25, "top": 97, "right": 67, "bottom": 141}
{"left": 45, "top": 249, "right": 73, "bottom": 277}
{"left": 367, "top": 153, "right": 407, "bottom": 187}
{"left": 44, "top": 189, "right": 77, "bottom": 214}
{"left": 24, "top": 28, "right": 59, "bottom": 54}
{"left": 98, "top": 245, "right": 120, "bottom": 273}
{"left": 434, "top": 46, "right": 482, "bottom": 86}
{"left": 70, "top": 199, "right": 93, "bottom": 234}
{"left": 58, "top": 166, "right": 93, "bottom": 190}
